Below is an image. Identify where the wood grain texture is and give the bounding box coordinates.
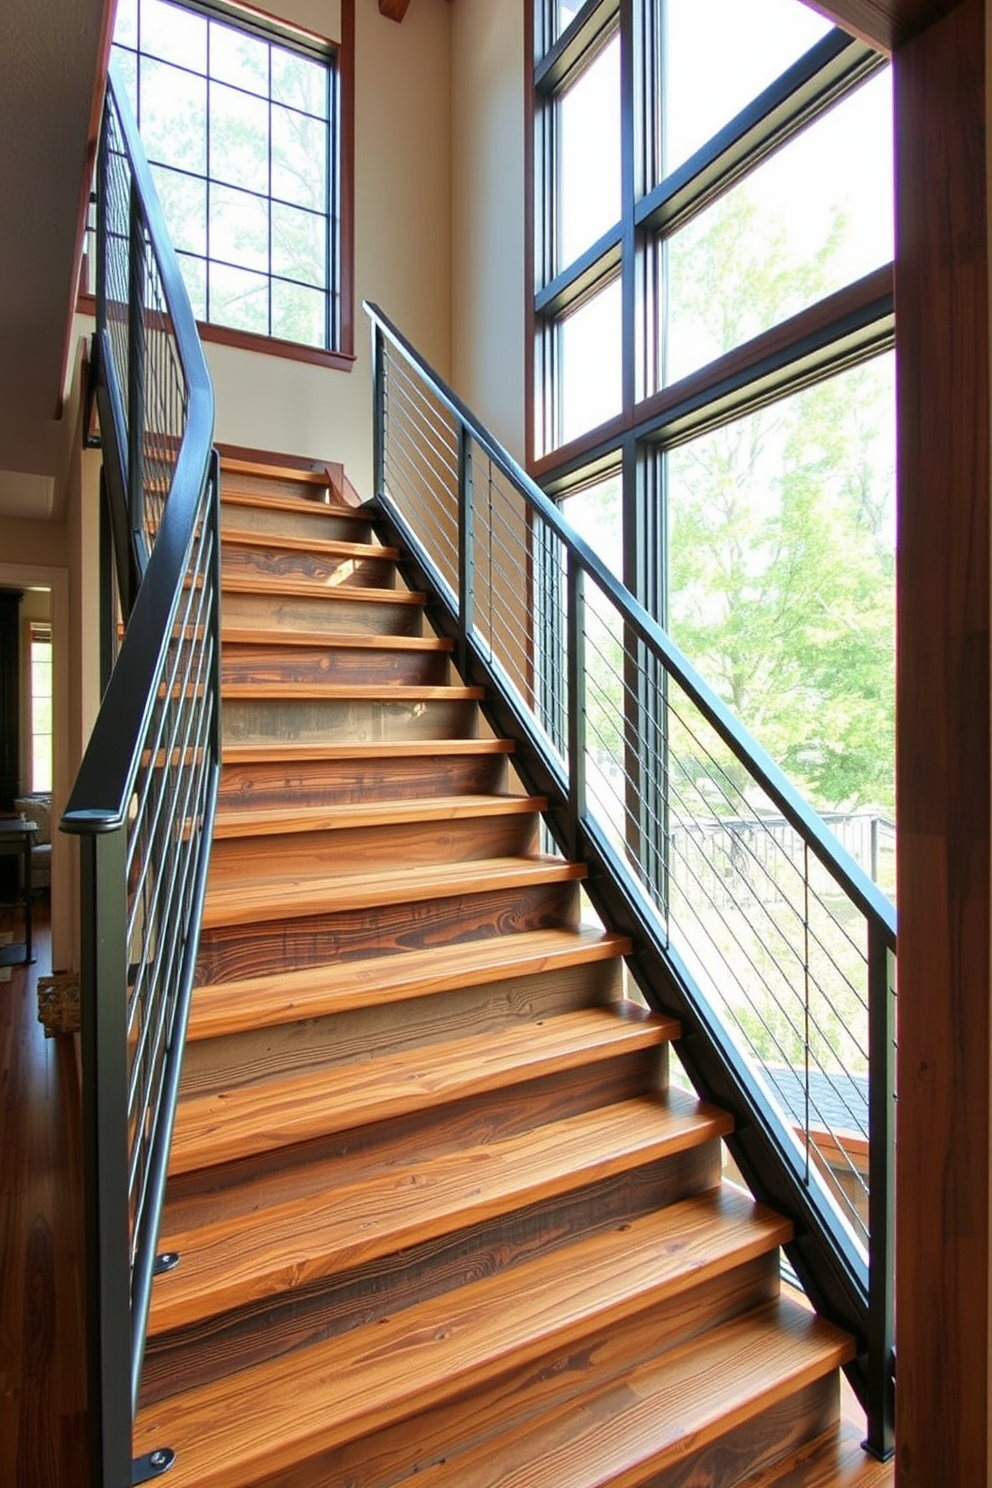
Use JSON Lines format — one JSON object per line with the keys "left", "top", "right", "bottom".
{"left": 194, "top": 876, "right": 582, "bottom": 983}
{"left": 201, "top": 854, "right": 585, "bottom": 930}
{"left": 220, "top": 693, "right": 481, "bottom": 748}
{"left": 132, "top": 1191, "right": 793, "bottom": 1487}
{"left": 221, "top": 638, "right": 451, "bottom": 687}
{"left": 187, "top": 927, "right": 630, "bottom": 1039}
{"left": 219, "top": 588, "right": 426, "bottom": 636}
{"left": 221, "top": 573, "right": 424, "bottom": 603}
{"left": 142, "top": 1144, "right": 728, "bottom": 1410}
{"left": 179, "top": 955, "right": 631, "bottom": 1092}
{"left": 221, "top": 497, "right": 373, "bottom": 544}
{"left": 169, "top": 1005, "right": 678, "bottom": 1172}
{"left": 221, "top": 541, "right": 396, "bottom": 590}
{"left": 150, "top": 1096, "right": 730, "bottom": 1332}
{"left": 216, "top": 744, "right": 508, "bottom": 808}
{"left": 894, "top": 1, "right": 991, "bottom": 1483}
{"left": 0, "top": 908, "right": 88, "bottom": 1488}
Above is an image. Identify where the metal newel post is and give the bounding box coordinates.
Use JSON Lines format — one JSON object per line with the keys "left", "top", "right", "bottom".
{"left": 566, "top": 555, "right": 586, "bottom": 860}
{"left": 864, "top": 928, "right": 896, "bottom": 1460}
{"left": 78, "top": 827, "right": 135, "bottom": 1488}
{"left": 372, "top": 325, "right": 385, "bottom": 500}
{"left": 458, "top": 424, "right": 474, "bottom": 677}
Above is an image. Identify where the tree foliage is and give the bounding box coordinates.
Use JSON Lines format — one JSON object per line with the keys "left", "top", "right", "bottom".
{"left": 665, "top": 193, "right": 895, "bottom": 812}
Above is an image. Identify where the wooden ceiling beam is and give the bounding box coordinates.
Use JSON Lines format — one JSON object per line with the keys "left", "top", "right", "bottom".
{"left": 805, "top": 0, "right": 966, "bottom": 51}
{"left": 379, "top": 0, "right": 413, "bottom": 21}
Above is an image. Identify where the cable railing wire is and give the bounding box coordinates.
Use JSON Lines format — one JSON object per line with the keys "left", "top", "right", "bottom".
{"left": 367, "top": 299, "right": 896, "bottom": 1456}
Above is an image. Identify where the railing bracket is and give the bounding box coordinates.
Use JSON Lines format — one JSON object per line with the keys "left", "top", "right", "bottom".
{"left": 154, "top": 1251, "right": 180, "bottom": 1274}
{"left": 133, "top": 1447, "right": 175, "bottom": 1482}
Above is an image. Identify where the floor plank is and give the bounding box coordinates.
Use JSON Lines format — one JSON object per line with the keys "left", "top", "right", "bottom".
{"left": 0, "top": 901, "right": 88, "bottom": 1488}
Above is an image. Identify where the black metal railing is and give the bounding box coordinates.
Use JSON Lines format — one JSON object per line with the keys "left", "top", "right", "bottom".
{"left": 63, "top": 65, "right": 220, "bottom": 1488}
{"left": 367, "top": 301, "right": 896, "bottom": 1458}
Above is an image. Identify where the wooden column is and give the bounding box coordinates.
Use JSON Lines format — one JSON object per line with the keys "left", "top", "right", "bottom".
{"left": 894, "top": 0, "right": 992, "bottom": 1481}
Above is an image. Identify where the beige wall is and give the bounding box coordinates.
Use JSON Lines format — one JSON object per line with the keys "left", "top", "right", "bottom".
{"left": 205, "top": 0, "right": 453, "bottom": 499}
{"left": 450, "top": 0, "right": 527, "bottom": 463}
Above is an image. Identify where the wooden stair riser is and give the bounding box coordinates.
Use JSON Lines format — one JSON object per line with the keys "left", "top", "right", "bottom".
{"left": 151, "top": 1098, "right": 724, "bottom": 1335}
{"left": 226, "top": 1254, "right": 788, "bottom": 1488}
{"left": 220, "top": 589, "right": 425, "bottom": 637}
{"left": 219, "top": 464, "right": 337, "bottom": 503}
{"left": 166, "top": 1048, "right": 677, "bottom": 1210}
{"left": 221, "top": 640, "right": 451, "bottom": 689}
{"left": 168, "top": 1008, "right": 677, "bottom": 1174}
{"left": 208, "top": 811, "right": 543, "bottom": 880}
{"left": 221, "top": 497, "right": 373, "bottom": 545}
{"left": 143, "top": 1145, "right": 735, "bottom": 1411}
{"left": 217, "top": 748, "right": 510, "bottom": 809}
{"left": 222, "top": 542, "right": 396, "bottom": 591}
{"left": 221, "top": 695, "right": 479, "bottom": 748}
{"left": 181, "top": 956, "right": 627, "bottom": 1094}
{"left": 195, "top": 877, "right": 582, "bottom": 983}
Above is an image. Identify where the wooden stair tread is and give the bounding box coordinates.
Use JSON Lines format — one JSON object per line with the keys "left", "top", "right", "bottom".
{"left": 151, "top": 1093, "right": 729, "bottom": 1333}
{"left": 220, "top": 456, "right": 336, "bottom": 485}
{"left": 221, "top": 681, "right": 483, "bottom": 700}
{"left": 169, "top": 1004, "right": 677, "bottom": 1172}
{"left": 133, "top": 1190, "right": 794, "bottom": 1488}
{"left": 202, "top": 854, "right": 585, "bottom": 929}
{"left": 221, "top": 625, "right": 452, "bottom": 652}
{"left": 221, "top": 738, "right": 514, "bottom": 764}
{"left": 221, "top": 486, "right": 370, "bottom": 521}
{"left": 212, "top": 793, "right": 546, "bottom": 839}
{"left": 398, "top": 1298, "right": 854, "bottom": 1488}
{"left": 189, "top": 927, "right": 631, "bottom": 1040}
{"left": 221, "top": 574, "right": 424, "bottom": 603}
{"left": 223, "top": 525, "right": 397, "bottom": 561}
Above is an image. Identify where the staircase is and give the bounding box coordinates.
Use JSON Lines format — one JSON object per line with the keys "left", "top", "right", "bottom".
{"left": 131, "top": 452, "right": 884, "bottom": 1488}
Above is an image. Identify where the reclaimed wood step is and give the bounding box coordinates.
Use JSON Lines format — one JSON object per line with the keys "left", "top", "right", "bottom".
{"left": 213, "top": 793, "right": 546, "bottom": 839}
{"left": 222, "top": 544, "right": 397, "bottom": 589}
{"left": 220, "top": 627, "right": 451, "bottom": 651}
{"left": 223, "top": 527, "right": 398, "bottom": 562}
{"left": 220, "top": 635, "right": 451, "bottom": 688}
{"left": 216, "top": 740, "right": 512, "bottom": 808}
{"left": 188, "top": 927, "right": 630, "bottom": 1039}
{"left": 221, "top": 738, "right": 513, "bottom": 764}
{"left": 195, "top": 871, "right": 583, "bottom": 985}
{"left": 150, "top": 1093, "right": 728, "bottom": 1334}
{"left": 221, "top": 692, "right": 482, "bottom": 749}
{"left": 201, "top": 854, "right": 585, "bottom": 930}
{"left": 220, "top": 456, "right": 335, "bottom": 487}
{"left": 389, "top": 1298, "right": 853, "bottom": 1488}
{"left": 132, "top": 1190, "right": 793, "bottom": 1488}
{"left": 221, "top": 681, "right": 482, "bottom": 701}
{"left": 169, "top": 1004, "right": 674, "bottom": 1173}
{"left": 221, "top": 493, "right": 374, "bottom": 544}
{"left": 221, "top": 574, "right": 424, "bottom": 604}
{"left": 220, "top": 587, "right": 425, "bottom": 637}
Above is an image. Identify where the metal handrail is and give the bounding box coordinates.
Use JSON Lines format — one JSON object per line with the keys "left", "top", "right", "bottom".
{"left": 62, "top": 64, "right": 220, "bottom": 1488}
{"left": 366, "top": 299, "right": 896, "bottom": 1458}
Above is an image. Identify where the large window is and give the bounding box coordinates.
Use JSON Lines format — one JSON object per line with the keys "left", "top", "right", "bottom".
{"left": 109, "top": 0, "right": 351, "bottom": 364}
{"left": 530, "top": 0, "right": 895, "bottom": 821}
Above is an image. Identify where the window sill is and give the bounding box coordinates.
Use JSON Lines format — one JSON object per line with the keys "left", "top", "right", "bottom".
{"left": 76, "top": 292, "right": 357, "bottom": 373}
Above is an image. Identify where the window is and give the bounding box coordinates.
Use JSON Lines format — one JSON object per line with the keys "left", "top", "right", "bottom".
{"left": 110, "top": 0, "right": 351, "bottom": 363}
{"left": 529, "top": 0, "right": 895, "bottom": 817}
{"left": 29, "top": 623, "right": 52, "bottom": 795}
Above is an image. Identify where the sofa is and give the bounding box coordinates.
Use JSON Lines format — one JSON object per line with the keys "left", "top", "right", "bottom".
{"left": 14, "top": 793, "right": 51, "bottom": 891}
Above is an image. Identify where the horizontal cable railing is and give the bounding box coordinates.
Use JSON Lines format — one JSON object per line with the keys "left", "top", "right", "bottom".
{"left": 367, "top": 300, "right": 896, "bottom": 1459}
{"left": 62, "top": 64, "right": 220, "bottom": 1488}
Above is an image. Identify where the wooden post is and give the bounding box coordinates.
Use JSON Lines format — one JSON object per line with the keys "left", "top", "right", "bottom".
{"left": 894, "top": 0, "right": 992, "bottom": 1480}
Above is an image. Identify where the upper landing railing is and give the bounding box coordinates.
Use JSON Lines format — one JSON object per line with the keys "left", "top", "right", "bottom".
{"left": 366, "top": 300, "right": 896, "bottom": 1460}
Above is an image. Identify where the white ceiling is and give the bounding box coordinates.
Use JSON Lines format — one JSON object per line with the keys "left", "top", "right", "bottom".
{"left": 0, "top": 0, "right": 109, "bottom": 515}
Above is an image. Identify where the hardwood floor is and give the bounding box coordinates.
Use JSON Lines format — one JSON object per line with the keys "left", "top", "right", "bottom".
{"left": 0, "top": 900, "right": 89, "bottom": 1488}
